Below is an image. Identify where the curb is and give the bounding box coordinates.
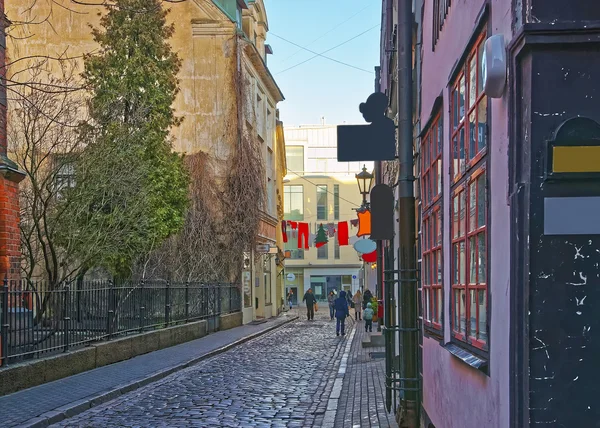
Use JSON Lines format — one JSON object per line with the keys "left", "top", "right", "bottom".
{"left": 19, "top": 314, "right": 299, "bottom": 428}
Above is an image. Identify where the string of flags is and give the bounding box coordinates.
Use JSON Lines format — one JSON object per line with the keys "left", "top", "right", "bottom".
{"left": 282, "top": 208, "right": 377, "bottom": 263}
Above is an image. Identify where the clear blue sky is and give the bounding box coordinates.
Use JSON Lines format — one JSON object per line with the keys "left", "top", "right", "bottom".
{"left": 263, "top": 0, "right": 382, "bottom": 127}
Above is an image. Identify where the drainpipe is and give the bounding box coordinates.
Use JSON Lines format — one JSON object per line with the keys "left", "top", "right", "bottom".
{"left": 397, "top": 0, "right": 418, "bottom": 426}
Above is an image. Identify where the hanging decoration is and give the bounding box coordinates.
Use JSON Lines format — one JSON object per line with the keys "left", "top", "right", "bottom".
{"left": 350, "top": 219, "right": 359, "bottom": 228}
{"left": 314, "top": 223, "right": 329, "bottom": 248}
{"left": 353, "top": 238, "right": 377, "bottom": 254}
{"left": 327, "top": 223, "right": 336, "bottom": 237}
{"left": 357, "top": 209, "right": 372, "bottom": 237}
{"left": 362, "top": 250, "right": 377, "bottom": 263}
{"left": 281, "top": 220, "right": 288, "bottom": 243}
{"left": 337, "top": 221, "right": 349, "bottom": 246}
{"left": 298, "top": 222, "right": 309, "bottom": 249}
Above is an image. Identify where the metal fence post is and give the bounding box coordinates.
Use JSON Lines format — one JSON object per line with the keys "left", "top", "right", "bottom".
{"left": 165, "top": 280, "right": 171, "bottom": 327}
{"left": 1, "top": 277, "right": 9, "bottom": 367}
{"left": 139, "top": 280, "right": 145, "bottom": 333}
{"left": 217, "top": 283, "right": 222, "bottom": 315}
{"left": 107, "top": 280, "right": 114, "bottom": 340}
{"left": 63, "top": 285, "right": 71, "bottom": 353}
{"left": 185, "top": 282, "right": 190, "bottom": 323}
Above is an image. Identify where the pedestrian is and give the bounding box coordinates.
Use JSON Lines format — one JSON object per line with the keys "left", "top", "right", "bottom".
{"left": 302, "top": 288, "right": 317, "bottom": 321}
{"left": 353, "top": 289, "right": 363, "bottom": 320}
{"left": 287, "top": 290, "right": 294, "bottom": 311}
{"left": 327, "top": 291, "right": 336, "bottom": 320}
{"left": 334, "top": 290, "right": 350, "bottom": 336}
{"left": 364, "top": 302, "right": 374, "bottom": 333}
{"left": 363, "top": 288, "right": 373, "bottom": 310}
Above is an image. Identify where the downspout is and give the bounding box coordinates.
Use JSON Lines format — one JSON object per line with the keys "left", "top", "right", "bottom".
{"left": 397, "top": 0, "right": 418, "bottom": 425}
{"left": 374, "top": 66, "right": 384, "bottom": 333}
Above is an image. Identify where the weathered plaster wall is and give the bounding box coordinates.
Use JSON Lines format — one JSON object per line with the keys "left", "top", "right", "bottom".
{"left": 419, "top": 0, "right": 512, "bottom": 426}
{"left": 6, "top": 0, "right": 239, "bottom": 158}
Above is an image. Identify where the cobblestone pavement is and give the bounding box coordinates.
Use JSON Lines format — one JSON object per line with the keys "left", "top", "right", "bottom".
{"left": 53, "top": 311, "right": 353, "bottom": 427}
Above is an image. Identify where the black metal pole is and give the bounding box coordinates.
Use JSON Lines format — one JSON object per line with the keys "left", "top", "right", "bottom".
{"left": 398, "top": 0, "right": 419, "bottom": 425}
{"left": 1, "top": 276, "right": 9, "bottom": 367}
{"left": 374, "top": 65, "right": 384, "bottom": 332}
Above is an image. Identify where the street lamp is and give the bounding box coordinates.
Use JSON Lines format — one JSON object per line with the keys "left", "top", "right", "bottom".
{"left": 355, "top": 164, "right": 374, "bottom": 207}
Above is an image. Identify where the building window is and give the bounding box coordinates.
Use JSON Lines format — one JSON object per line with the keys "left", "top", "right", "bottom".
{"left": 421, "top": 113, "right": 442, "bottom": 333}
{"left": 317, "top": 185, "right": 327, "bottom": 221}
{"left": 450, "top": 32, "right": 489, "bottom": 351}
{"left": 284, "top": 242, "right": 304, "bottom": 260}
{"left": 450, "top": 33, "right": 487, "bottom": 182}
{"left": 432, "top": 0, "right": 451, "bottom": 49}
{"left": 334, "top": 184, "right": 340, "bottom": 220}
{"left": 334, "top": 234, "right": 340, "bottom": 260}
{"left": 317, "top": 243, "right": 328, "bottom": 260}
{"left": 264, "top": 256, "right": 271, "bottom": 305}
{"left": 286, "top": 146, "right": 304, "bottom": 174}
{"left": 284, "top": 185, "right": 304, "bottom": 221}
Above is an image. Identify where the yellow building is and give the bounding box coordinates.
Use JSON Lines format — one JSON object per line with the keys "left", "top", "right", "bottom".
{"left": 7, "top": 0, "right": 284, "bottom": 323}
{"left": 283, "top": 124, "right": 374, "bottom": 304}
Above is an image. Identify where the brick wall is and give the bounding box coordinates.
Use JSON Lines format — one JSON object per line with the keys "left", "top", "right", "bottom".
{"left": 0, "top": 0, "right": 24, "bottom": 280}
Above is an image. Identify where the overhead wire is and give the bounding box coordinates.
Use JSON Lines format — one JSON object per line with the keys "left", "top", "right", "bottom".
{"left": 277, "top": 2, "right": 376, "bottom": 64}
{"left": 270, "top": 24, "right": 379, "bottom": 75}
{"left": 285, "top": 167, "right": 363, "bottom": 207}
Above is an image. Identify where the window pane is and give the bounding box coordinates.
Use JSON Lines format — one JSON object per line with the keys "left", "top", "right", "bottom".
{"left": 478, "top": 172, "right": 486, "bottom": 228}
{"left": 459, "top": 191, "right": 466, "bottom": 237}
{"left": 469, "top": 289, "right": 477, "bottom": 337}
{"left": 478, "top": 289, "right": 487, "bottom": 342}
{"left": 478, "top": 97, "right": 487, "bottom": 152}
{"left": 478, "top": 45, "right": 485, "bottom": 95}
{"left": 286, "top": 146, "right": 304, "bottom": 173}
{"left": 425, "top": 288, "right": 431, "bottom": 321}
{"left": 437, "top": 249, "right": 442, "bottom": 283}
{"left": 452, "top": 136, "right": 458, "bottom": 178}
{"left": 437, "top": 160, "right": 442, "bottom": 197}
{"left": 454, "top": 289, "right": 460, "bottom": 331}
{"left": 478, "top": 232, "right": 487, "bottom": 284}
{"left": 459, "top": 241, "right": 466, "bottom": 284}
{"left": 459, "top": 288, "right": 466, "bottom": 334}
{"left": 317, "top": 185, "right": 327, "bottom": 220}
{"left": 459, "top": 127, "right": 465, "bottom": 174}
{"left": 453, "top": 244, "right": 459, "bottom": 284}
{"left": 436, "top": 210, "right": 442, "bottom": 246}
{"left": 453, "top": 89, "right": 458, "bottom": 130}
{"left": 453, "top": 197, "right": 459, "bottom": 239}
{"left": 459, "top": 76, "right": 465, "bottom": 122}
{"left": 469, "top": 236, "right": 477, "bottom": 283}
{"left": 317, "top": 243, "right": 328, "bottom": 259}
{"left": 469, "top": 111, "right": 477, "bottom": 160}
{"left": 436, "top": 288, "right": 442, "bottom": 323}
{"left": 469, "top": 181, "right": 476, "bottom": 232}
{"left": 334, "top": 184, "right": 340, "bottom": 220}
{"left": 469, "top": 55, "right": 477, "bottom": 108}
{"left": 438, "top": 119, "right": 443, "bottom": 153}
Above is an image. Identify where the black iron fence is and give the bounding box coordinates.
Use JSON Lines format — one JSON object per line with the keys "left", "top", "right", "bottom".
{"left": 0, "top": 279, "right": 241, "bottom": 366}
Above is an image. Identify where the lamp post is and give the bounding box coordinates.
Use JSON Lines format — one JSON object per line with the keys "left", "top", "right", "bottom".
{"left": 355, "top": 164, "right": 374, "bottom": 208}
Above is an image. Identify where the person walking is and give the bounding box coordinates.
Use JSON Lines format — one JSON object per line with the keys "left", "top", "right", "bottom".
{"left": 363, "top": 302, "right": 374, "bottom": 333}
{"left": 363, "top": 288, "right": 373, "bottom": 310}
{"left": 334, "top": 290, "right": 350, "bottom": 336}
{"left": 353, "top": 289, "right": 363, "bottom": 320}
{"left": 287, "top": 290, "right": 294, "bottom": 311}
{"left": 302, "top": 288, "right": 317, "bottom": 321}
{"left": 327, "top": 291, "right": 336, "bottom": 320}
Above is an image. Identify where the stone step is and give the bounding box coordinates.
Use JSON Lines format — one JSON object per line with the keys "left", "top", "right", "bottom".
{"left": 361, "top": 332, "right": 385, "bottom": 348}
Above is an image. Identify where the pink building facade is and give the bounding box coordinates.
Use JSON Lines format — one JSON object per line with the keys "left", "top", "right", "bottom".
{"left": 379, "top": 0, "right": 600, "bottom": 426}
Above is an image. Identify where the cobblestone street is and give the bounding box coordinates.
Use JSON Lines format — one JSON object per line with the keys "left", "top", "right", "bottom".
{"left": 53, "top": 311, "right": 355, "bottom": 427}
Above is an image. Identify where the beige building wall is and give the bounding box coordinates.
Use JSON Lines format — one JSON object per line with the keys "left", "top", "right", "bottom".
{"left": 283, "top": 125, "right": 374, "bottom": 304}
{"left": 7, "top": 0, "right": 284, "bottom": 323}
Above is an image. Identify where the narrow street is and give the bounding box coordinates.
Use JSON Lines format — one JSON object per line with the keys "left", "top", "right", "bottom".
{"left": 47, "top": 311, "right": 395, "bottom": 428}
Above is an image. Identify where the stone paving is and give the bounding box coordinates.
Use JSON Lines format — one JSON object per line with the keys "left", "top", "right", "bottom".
{"left": 0, "top": 314, "right": 295, "bottom": 427}
{"left": 53, "top": 311, "right": 353, "bottom": 427}
{"left": 335, "top": 314, "right": 399, "bottom": 428}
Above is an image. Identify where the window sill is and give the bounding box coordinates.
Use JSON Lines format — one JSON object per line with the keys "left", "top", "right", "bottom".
{"left": 443, "top": 342, "right": 489, "bottom": 375}
{"left": 423, "top": 325, "right": 443, "bottom": 342}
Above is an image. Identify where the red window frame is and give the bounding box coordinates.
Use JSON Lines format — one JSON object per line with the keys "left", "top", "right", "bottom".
{"left": 450, "top": 32, "right": 488, "bottom": 184}
{"left": 449, "top": 30, "right": 489, "bottom": 352}
{"left": 421, "top": 113, "right": 443, "bottom": 333}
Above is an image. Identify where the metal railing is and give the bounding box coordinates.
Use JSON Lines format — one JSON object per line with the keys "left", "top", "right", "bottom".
{"left": 0, "top": 279, "right": 241, "bottom": 366}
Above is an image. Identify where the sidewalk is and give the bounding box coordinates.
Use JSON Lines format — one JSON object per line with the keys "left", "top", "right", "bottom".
{"left": 0, "top": 312, "right": 297, "bottom": 427}
{"left": 335, "top": 317, "right": 399, "bottom": 428}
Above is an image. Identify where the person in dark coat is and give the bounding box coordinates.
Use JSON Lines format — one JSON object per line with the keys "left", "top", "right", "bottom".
{"left": 363, "top": 288, "right": 373, "bottom": 310}
{"left": 334, "top": 290, "right": 350, "bottom": 336}
{"left": 302, "top": 288, "right": 317, "bottom": 321}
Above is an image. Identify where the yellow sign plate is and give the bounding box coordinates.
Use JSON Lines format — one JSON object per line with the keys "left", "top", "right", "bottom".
{"left": 553, "top": 146, "right": 600, "bottom": 173}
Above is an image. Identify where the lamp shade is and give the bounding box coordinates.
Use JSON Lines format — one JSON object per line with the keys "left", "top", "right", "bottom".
{"left": 355, "top": 164, "right": 374, "bottom": 195}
